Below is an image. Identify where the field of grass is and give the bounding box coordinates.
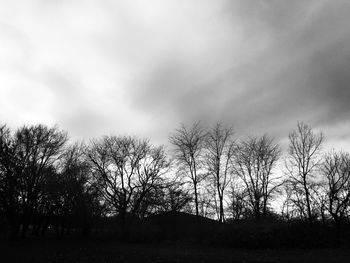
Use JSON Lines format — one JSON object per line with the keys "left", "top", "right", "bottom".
{"left": 2, "top": 239, "right": 350, "bottom": 263}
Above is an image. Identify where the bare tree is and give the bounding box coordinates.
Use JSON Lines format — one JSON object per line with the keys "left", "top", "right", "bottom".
{"left": 14, "top": 124, "right": 67, "bottom": 237}
{"left": 282, "top": 183, "right": 308, "bottom": 221}
{"left": 0, "top": 125, "right": 21, "bottom": 239}
{"left": 148, "top": 181, "right": 192, "bottom": 214}
{"left": 0, "top": 124, "right": 69, "bottom": 238}
{"left": 169, "top": 122, "right": 206, "bottom": 219}
{"left": 51, "top": 143, "right": 102, "bottom": 236}
{"left": 285, "top": 122, "right": 324, "bottom": 224}
{"left": 87, "top": 136, "right": 169, "bottom": 238}
{"left": 232, "top": 135, "right": 281, "bottom": 219}
{"left": 228, "top": 183, "right": 249, "bottom": 221}
{"left": 322, "top": 150, "right": 350, "bottom": 226}
{"left": 205, "top": 123, "right": 235, "bottom": 223}
{"left": 198, "top": 184, "right": 216, "bottom": 219}
{"left": 312, "top": 183, "right": 328, "bottom": 225}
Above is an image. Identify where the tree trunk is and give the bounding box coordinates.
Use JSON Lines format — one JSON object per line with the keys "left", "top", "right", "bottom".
{"left": 119, "top": 209, "right": 128, "bottom": 240}
{"left": 304, "top": 182, "right": 313, "bottom": 225}
{"left": 219, "top": 195, "right": 224, "bottom": 223}
{"left": 194, "top": 182, "right": 199, "bottom": 220}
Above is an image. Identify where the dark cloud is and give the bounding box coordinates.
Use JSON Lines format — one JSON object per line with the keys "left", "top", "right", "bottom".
{"left": 128, "top": 0, "right": 350, "bottom": 146}
{"left": 1, "top": 0, "right": 350, "bottom": 149}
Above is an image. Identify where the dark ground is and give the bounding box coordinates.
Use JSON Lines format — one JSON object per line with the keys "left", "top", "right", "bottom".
{"left": 1, "top": 239, "right": 350, "bottom": 263}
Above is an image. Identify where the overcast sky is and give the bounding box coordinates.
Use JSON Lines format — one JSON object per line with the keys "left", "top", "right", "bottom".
{"left": 1, "top": 0, "right": 350, "bottom": 150}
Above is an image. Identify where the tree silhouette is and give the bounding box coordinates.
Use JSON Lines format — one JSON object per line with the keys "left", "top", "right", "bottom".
{"left": 87, "top": 136, "right": 169, "bottom": 238}
{"left": 169, "top": 122, "right": 206, "bottom": 219}
{"left": 285, "top": 122, "right": 324, "bottom": 224}
{"left": 0, "top": 124, "right": 67, "bottom": 238}
{"left": 205, "top": 123, "right": 235, "bottom": 223}
{"left": 322, "top": 150, "right": 350, "bottom": 227}
{"left": 0, "top": 125, "right": 21, "bottom": 239}
{"left": 232, "top": 135, "right": 281, "bottom": 220}
{"left": 15, "top": 124, "right": 67, "bottom": 237}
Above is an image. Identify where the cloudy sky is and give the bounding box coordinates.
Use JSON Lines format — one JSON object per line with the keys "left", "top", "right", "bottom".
{"left": 1, "top": 0, "right": 350, "bottom": 150}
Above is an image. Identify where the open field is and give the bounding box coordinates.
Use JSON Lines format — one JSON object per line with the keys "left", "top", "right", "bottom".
{"left": 2, "top": 239, "right": 350, "bottom": 263}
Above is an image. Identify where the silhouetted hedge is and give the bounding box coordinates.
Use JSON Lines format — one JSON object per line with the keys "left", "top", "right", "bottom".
{"left": 120, "top": 212, "right": 350, "bottom": 249}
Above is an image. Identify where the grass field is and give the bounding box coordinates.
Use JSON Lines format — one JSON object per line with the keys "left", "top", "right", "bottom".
{"left": 2, "top": 239, "right": 350, "bottom": 263}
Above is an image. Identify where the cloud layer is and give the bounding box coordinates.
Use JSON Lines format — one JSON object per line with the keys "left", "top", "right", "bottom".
{"left": 0, "top": 0, "right": 350, "bottom": 150}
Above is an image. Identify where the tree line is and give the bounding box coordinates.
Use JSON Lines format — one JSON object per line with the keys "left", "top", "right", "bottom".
{"left": 0, "top": 121, "right": 349, "bottom": 240}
